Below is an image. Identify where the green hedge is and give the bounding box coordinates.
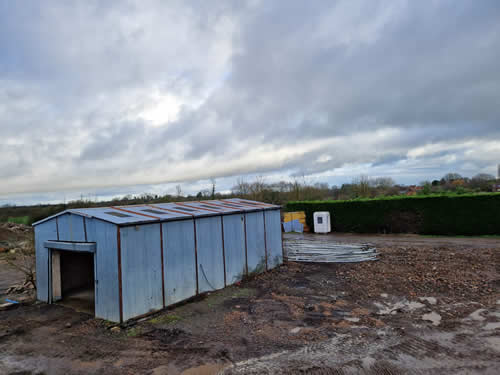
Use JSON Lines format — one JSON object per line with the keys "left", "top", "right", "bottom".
{"left": 286, "top": 193, "right": 500, "bottom": 235}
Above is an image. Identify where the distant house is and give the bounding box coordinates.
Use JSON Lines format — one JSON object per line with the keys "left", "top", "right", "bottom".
{"left": 406, "top": 185, "right": 423, "bottom": 196}
{"left": 493, "top": 183, "right": 500, "bottom": 192}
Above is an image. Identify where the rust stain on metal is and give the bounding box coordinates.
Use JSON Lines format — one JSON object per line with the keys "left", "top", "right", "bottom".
{"left": 235, "top": 200, "right": 273, "bottom": 208}
{"left": 221, "top": 216, "right": 227, "bottom": 287}
{"left": 160, "top": 224, "right": 165, "bottom": 308}
{"left": 117, "top": 227, "right": 123, "bottom": 323}
{"left": 281, "top": 228, "right": 285, "bottom": 262}
{"left": 147, "top": 205, "right": 194, "bottom": 217}
{"left": 263, "top": 211, "right": 268, "bottom": 271}
{"left": 201, "top": 200, "right": 244, "bottom": 210}
{"left": 243, "top": 214, "right": 248, "bottom": 275}
{"left": 193, "top": 219, "right": 199, "bottom": 295}
{"left": 110, "top": 206, "right": 160, "bottom": 219}
{"left": 83, "top": 217, "right": 88, "bottom": 242}
{"left": 178, "top": 202, "right": 223, "bottom": 213}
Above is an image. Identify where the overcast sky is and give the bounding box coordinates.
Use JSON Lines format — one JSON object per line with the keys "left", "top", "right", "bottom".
{"left": 1, "top": 0, "right": 500, "bottom": 205}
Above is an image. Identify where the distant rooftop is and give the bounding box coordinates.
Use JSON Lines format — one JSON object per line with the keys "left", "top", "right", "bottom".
{"left": 32, "top": 199, "right": 280, "bottom": 226}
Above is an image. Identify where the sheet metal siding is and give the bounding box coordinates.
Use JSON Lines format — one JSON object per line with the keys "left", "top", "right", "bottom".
{"left": 34, "top": 220, "right": 58, "bottom": 302}
{"left": 162, "top": 220, "right": 197, "bottom": 306}
{"left": 265, "top": 210, "right": 283, "bottom": 269}
{"left": 56, "top": 213, "right": 86, "bottom": 242}
{"left": 85, "top": 219, "right": 121, "bottom": 322}
{"left": 245, "top": 212, "right": 267, "bottom": 273}
{"left": 120, "top": 224, "right": 163, "bottom": 321}
{"left": 195, "top": 217, "right": 225, "bottom": 293}
{"left": 222, "top": 214, "right": 247, "bottom": 283}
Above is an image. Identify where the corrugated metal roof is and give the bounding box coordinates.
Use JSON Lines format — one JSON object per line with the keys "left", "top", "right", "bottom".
{"left": 32, "top": 199, "right": 280, "bottom": 226}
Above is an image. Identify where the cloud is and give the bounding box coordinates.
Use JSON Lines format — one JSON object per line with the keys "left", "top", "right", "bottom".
{"left": 1, "top": 0, "right": 500, "bottom": 202}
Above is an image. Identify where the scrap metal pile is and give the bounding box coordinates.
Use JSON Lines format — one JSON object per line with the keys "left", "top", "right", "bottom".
{"left": 284, "top": 236, "right": 378, "bottom": 263}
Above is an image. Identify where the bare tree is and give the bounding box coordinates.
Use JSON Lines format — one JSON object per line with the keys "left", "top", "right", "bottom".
{"left": 6, "top": 236, "right": 36, "bottom": 291}
{"left": 175, "top": 184, "right": 182, "bottom": 198}
{"left": 210, "top": 178, "right": 216, "bottom": 199}
{"left": 232, "top": 177, "right": 250, "bottom": 196}
{"left": 442, "top": 173, "right": 463, "bottom": 183}
{"left": 371, "top": 177, "right": 395, "bottom": 188}
{"left": 352, "top": 175, "right": 371, "bottom": 197}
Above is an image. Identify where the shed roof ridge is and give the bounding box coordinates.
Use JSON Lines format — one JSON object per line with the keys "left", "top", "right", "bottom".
{"left": 32, "top": 199, "right": 280, "bottom": 226}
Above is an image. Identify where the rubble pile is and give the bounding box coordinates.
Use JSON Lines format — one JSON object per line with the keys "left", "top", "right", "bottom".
{"left": 6, "top": 281, "right": 35, "bottom": 295}
{"left": 0, "top": 222, "right": 31, "bottom": 234}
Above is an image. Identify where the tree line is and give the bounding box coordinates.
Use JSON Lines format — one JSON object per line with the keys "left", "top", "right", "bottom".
{"left": 1, "top": 172, "right": 498, "bottom": 225}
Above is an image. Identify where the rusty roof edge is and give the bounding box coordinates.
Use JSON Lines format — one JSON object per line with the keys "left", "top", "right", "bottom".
{"left": 32, "top": 200, "right": 281, "bottom": 227}
{"left": 32, "top": 209, "right": 92, "bottom": 227}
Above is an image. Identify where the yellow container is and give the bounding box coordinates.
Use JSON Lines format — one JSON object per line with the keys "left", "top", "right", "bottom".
{"left": 284, "top": 211, "right": 306, "bottom": 223}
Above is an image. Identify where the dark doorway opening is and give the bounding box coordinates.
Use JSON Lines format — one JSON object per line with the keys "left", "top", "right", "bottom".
{"left": 52, "top": 250, "right": 95, "bottom": 315}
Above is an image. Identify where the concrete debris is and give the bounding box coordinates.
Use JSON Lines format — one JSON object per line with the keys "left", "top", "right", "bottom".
{"left": 374, "top": 299, "right": 425, "bottom": 315}
{"left": 422, "top": 311, "right": 442, "bottom": 326}
{"left": 468, "top": 309, "right": 487, "bottom": 322}
{"left": 419, "top": 296, "right": 437, "bottom": 305}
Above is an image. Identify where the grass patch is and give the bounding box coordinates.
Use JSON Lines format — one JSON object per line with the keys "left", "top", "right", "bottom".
{"left": 126, "top": 327, "right": 142, "bottom": 337}
{"left": 7, "top": 216, "right": 30, "bottom": 225}
{"left": 149, "top": 314, "right": 182, "bottom": 325}
{"left": 205, "top": 287, "right": 256, "bottom": 308}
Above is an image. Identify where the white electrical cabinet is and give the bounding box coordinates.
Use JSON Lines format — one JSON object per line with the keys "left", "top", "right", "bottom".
{"left": 313, "top": 211, "right": 331, "bottom": 233}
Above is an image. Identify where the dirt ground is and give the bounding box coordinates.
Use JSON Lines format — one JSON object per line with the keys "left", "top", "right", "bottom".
{"left": 0, "top": 231, "right": 499, "bottom": 374}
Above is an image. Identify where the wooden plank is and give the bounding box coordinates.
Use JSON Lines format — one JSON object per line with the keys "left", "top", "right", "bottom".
{"left": 51, "top": 250, "right": 62, "bottom": 301}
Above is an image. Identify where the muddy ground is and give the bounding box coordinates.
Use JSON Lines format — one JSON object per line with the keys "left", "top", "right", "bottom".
{"left": 0, "top": 231, "right": 499, "bottom": 374}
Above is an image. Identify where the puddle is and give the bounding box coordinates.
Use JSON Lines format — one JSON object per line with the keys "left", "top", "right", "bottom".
{"left": 419, "top": 297, "right": 437, "bottom": 305}
{"left": 361, "top": 356, "right": 376, "bottom": 369}
{"left": 181, "top": 363, "right": 227, "bottom": 375}
{"left": 407, "top": 301, "right": 426, "bottom": 311}
{"left": 485, "top": 337, "right": 500, "bottom": 352}
{"left": 374, "top": 299, "right": 425, "bottom": 315}
{"left": 422, "top": 312, "right": 441, "bottom": 326}
{"left": 482, "top": 322, "right": 500, "bottom": 330}
{"left": 468, "top": 309, "right": 487, "bottom": 322}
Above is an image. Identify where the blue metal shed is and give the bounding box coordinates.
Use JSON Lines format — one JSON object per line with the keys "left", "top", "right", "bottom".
{"left": 33, "top": 199, "right": 283, "bottom": 322}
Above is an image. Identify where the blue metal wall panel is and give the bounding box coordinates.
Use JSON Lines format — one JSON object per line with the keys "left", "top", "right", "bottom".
{"left": 162, "top": 220, "right": 197, "bottom": 306}
{"left": 245, "top": 212, "right": 266, "bottom": 274}
{"left": 57, "top": 213, "right": 87, "bottom": 242}
{"left": 223, "top": 214, "right": 246, "bottom": 283}
{"left": 34, "top": 220, "right": 58, "bottom": 302}
{"left": 85, "top": 219, "right": 121, "bottom": 322}
{"left": 120, "top": 223, "right": 163, "bottom": 321}
{"left": 195, "top": 217, "right": 225, "bottom": 293}
{"left": 265, "top": 210, "right": 283, "bottom": 269}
